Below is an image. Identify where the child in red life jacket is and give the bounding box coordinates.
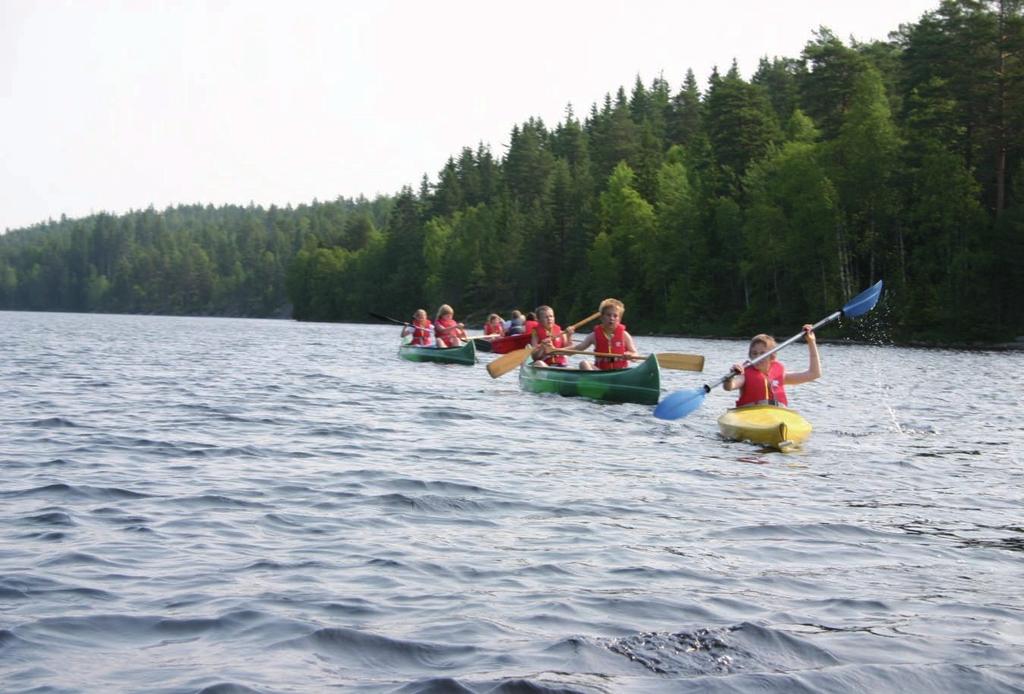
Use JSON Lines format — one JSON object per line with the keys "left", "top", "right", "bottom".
{"left": 483, "top": 313, "right": 506, "bottom": 336}
{"left": 401, "top": 309, "right": 434, "bottom": 346}
{"left": 529, "top": 305, "right": 575, "bottom": 367}
{"left": 722, "top": 326, "right": 821, "bottom": 407}
{"left": 575, "top": 298, "right": 638, "bottom": 371}
{"left": 434, "top": 304, "right": 467, "bottom": 347}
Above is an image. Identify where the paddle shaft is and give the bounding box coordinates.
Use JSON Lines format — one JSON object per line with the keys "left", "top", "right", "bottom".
{"left": 369, "top": 311, "right": 414, "bottom": 327}
{"left": 698, "top": 317, "right": 830, "bottom": 394}
{"left": 551, "top": 348, "right": 640, "bottom": 359}
{"left": 550, "top": 349, "right": 704, "bottom": 372}
{"left": 369, "top": 311, "right": 470, "bottom": 339}
{"left": 704, "top": 288, "right": 879, "bottom": 393}
{"left": 738, "top": 280, "right": 881, "bottom": 373}
{"left": 653, "top": 281, "right": 883, "bottom": 420}
{"left": 745, "top": 311, "right": 837, "bottom": 371}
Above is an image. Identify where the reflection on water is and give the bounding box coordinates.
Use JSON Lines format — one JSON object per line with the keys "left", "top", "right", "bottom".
{"left": 1, "top": 311, "right": 1022, "bottom": 693}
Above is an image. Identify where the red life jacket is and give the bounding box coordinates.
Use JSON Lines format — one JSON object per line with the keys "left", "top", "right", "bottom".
{"left": 534, "top": 324, "right": 568, "bottom": 366}
{"left": 484, "top": 322, "right": 504, "bottom": 336}
{"left": 435, "top": 317, "right": 461, "bottom": 347}
{"left": 523, "top": 320, "right": 539, "bottom": 337}
{"left": 409, "top": 319, "right": 433, "bottom": 345}
{"left": 736, "top": 362, "right": 788, "bottom": 407}
{"left": 593, "top": 323, "right": 629, "bottom": 370}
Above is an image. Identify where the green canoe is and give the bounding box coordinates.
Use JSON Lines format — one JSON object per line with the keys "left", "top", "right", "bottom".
{"left": 518, "top": 353, "right": 660, "bottom": 405}
{"left": 398, "top": 340, "right": 476, "bottom": 365}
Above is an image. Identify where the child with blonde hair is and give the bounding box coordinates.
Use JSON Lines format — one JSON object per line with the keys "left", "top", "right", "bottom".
{"left": 400, "top": 308, "right": 434, "bottom": 346}
{"left": 483, "top": 313, "right": 505, "bottom": 336}
{"left": 529, "top": 305, "right": 574, "bottom": 367}
{"left": 723, "top": 327, "right": 821, "bottom": 406}
{"left": 575, "top": 298, "right": 638, "bottom": 371}
{"left": 434, "top": 304, "right": 467, "bottom": 347}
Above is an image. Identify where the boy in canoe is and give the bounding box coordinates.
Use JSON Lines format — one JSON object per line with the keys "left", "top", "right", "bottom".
{"left": 576, "top": 298, "right": 639, "bottom": 371}
{"left": 722, "top": 327, "right": 821, "bottom": 406}
{"left": 434, "top": 304, "right": 468, "bottom": 347}
{"left": 529, "top": 305, "right": 575, "bottom": 367}
{"left": 401, "top": 309, "right": 434, "bottom": 346}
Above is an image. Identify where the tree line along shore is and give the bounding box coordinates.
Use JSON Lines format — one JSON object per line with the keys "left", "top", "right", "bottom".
{"left": 2, "top": 2, "right": 1022, "bottom": 345}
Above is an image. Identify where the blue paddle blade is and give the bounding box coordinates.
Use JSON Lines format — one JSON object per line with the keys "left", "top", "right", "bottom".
{"left": 653, "top": 387, "right": 708, "bottom": 420}
{"left": 841, "top": 280, "right": 883, "bottom": 319}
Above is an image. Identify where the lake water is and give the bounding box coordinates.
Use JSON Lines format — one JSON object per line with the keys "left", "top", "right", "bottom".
{"left": 1, "top": 311, "right": 1022, "bottom": 693}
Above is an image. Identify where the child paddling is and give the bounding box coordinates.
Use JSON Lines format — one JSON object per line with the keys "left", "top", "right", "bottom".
{"left": 434, "top": 304, "right": 467, "bottom": 347}
{"left": 400, "top": 309, "right": 434, "bottom": 346}
{"left": 529, "top": 305, "right": 575, "bottom": 367}
{"left": 722, "top": 326, "right": 821, "bottom": 407}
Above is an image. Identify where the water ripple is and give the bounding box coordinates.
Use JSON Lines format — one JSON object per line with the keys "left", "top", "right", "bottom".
{"left": 277, "top": 626, "right": 481, "bottom": 672}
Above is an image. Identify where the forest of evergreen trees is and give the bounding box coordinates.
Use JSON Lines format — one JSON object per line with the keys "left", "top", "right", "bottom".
{"left": 2, "top": 0, "right": 1022, "bottom": 343}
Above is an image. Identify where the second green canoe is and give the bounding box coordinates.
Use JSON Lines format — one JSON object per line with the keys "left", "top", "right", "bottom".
{"left": 398, "top": 340, "right": 476, "bottom": 365}
{"left": 518, "top": 354, "right": 660, "bottom": 405}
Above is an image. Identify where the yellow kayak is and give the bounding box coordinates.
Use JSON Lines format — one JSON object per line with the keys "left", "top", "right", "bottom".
{"left": 717, "top": 405, "right": 812, "bottom": 450}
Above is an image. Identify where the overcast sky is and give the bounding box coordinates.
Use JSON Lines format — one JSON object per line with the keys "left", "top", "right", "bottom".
{"left": 1, "top": 0, "right": 938, "bottom": 232}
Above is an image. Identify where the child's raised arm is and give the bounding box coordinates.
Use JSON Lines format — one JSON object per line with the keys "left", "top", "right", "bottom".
{"left": 784, "top": 325, "right": 821, "bottom": 386}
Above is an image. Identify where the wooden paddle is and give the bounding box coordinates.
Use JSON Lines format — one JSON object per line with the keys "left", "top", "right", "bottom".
{"left": 486, "top": 311, "right": 601, "bottom": 379}
{"left": 549, "top": 349, "right": 705, "bottom": 372}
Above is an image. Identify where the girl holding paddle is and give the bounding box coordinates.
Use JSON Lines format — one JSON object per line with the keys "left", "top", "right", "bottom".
{"left": 575, "top": 298, "right": 639, "bottom": 371}
{"left": 529, "top": 305, "right": 575, "bottom": 367}
{"left": 434, "top": 304, "right": 468, "bottom": 347}
{"left": 400, "top": 309, "right": 434, "bottom": 346}
{"left": 722, "top": 326, "right": 821, "bottom": 407}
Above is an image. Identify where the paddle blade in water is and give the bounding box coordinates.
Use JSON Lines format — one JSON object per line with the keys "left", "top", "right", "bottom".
{"left": 653, "top": 387, "right": 708, "bottom": 420}
{"left": 841, "top": 280, "right": 883, "bottom": 319}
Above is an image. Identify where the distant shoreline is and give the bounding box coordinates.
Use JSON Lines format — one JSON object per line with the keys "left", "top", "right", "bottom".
{"left": 643, "top": 332, "right": 1024, "bottom": 351}
{"left": 5, "top": 308, "right": 1023, "bottom": 350}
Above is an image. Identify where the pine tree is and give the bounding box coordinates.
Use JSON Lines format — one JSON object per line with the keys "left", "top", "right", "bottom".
{"left": 830, "top": 65, "right": 903, "bottom": 294}
{"left": 704, "top": 61, "right": 782, "bottom": 195}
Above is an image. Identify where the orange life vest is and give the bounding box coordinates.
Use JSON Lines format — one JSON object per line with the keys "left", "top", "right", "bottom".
{"left": 435, "top": 317, "right": 461, "bottom": 347}
{"left": 409, "top": 319, "right": 433, "bottom": 345}
{"left": 593, "top": 323, "right": 629, "bottom": 370}
{"left": 534, "top": 324, "right": 569, "bottom": 366}
{"left": 736, "top": 362, "right": 788, "bottom": 407}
